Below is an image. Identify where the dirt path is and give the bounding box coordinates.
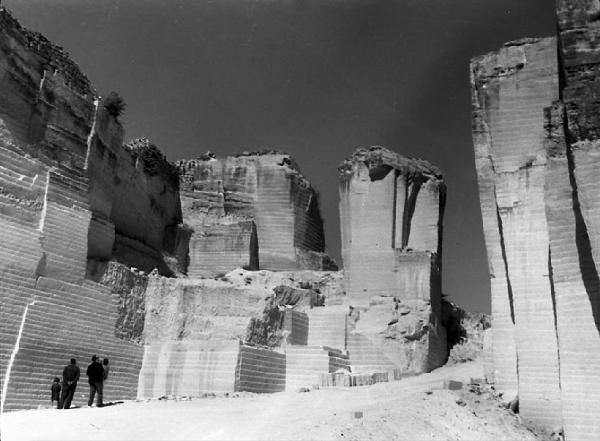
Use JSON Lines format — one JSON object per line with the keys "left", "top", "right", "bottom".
{"left": 2, "top": 361, "right": 543, "bottom": 441}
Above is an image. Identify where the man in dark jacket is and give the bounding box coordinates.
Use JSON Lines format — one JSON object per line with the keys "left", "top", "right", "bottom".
{"left": 86, "top": 355, "right": 104, "bottom": 407}
{"left": 60, "top": 358, "right": 80, "bottom": 409}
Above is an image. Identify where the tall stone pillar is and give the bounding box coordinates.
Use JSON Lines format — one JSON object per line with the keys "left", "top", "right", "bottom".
{"left": 470, "top": 37, "right": 563, "bottom": 427}
{"left": 339, "top": 146, "right": 445, "bottom": 310}
{"left": 338, "top": 147, "right": 447, "bottom": 373}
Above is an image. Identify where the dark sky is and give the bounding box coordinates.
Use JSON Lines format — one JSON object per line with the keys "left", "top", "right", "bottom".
{"left": 5, "top": 0, "right": 556, "bottom": 313}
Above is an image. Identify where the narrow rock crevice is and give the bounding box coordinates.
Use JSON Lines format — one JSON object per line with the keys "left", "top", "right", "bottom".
{"left": 547, "top": 247, "right": 563, "bottom": 385}
{"left": 391, "top": 170, "right": 398, "bottom": 248}
{"left": 565, "top": 141, "right": 600, "bottom": 335}
{"left": 547, "top": 247, "right": 560, "bottom": 341}
{"left": 402, "top": 179, "right": 422, "bottom": 248}
{"left": 495, "top": 200, "right": 516, "bottom": 325}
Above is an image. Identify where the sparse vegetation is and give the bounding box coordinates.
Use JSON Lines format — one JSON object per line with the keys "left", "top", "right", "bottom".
{"left": 103, "top": 91, "right": 126, "bottom": 118}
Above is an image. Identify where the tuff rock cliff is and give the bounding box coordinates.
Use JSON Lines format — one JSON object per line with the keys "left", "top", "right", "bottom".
{"left": 472, "top": 2, "right": 600, "bottom": 439}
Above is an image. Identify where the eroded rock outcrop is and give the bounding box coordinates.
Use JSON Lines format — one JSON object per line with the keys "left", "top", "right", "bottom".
{"left": 177, "top": 152, "right": 336, "bottom": 276}
{"left": 472, "top": 4, "right": 600, "bottom": 438}
{"left": 338, "top": 147, "right": 447, "bottom": 374}
{"left": 87, "top": 135, "right": 182, "bottom": 278}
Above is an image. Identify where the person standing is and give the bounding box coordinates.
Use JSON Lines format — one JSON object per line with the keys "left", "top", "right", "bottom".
{"left": 50, "top": 377, "right": 61, "bottom": 409}
{"left": 86, "top": 355, "right": 104, "bottom": 407}
{"left": 59, "top": 358, "right": 80, "bottom": 409}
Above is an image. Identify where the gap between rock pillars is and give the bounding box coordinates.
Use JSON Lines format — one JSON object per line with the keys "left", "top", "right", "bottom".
{"left": 565, "top": 140, "right": 600, "bottom": 336}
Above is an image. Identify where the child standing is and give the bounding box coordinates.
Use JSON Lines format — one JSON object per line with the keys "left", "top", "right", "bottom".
{"left": 51, "top": 377, "right": 61, "bottom": 409}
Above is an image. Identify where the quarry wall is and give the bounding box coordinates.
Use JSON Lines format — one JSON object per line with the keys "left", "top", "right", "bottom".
{"left": 0, "top": 8, "right": 181, "bottom": 411}
{"left": 1, "top": 2, "right": 454, "bottom": 419}
{"left": 472, "top": 3, "right": 600, "bottom": 438}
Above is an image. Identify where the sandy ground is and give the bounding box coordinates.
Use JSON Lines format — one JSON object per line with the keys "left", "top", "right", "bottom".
{"left": 2, "top": 361, "right": 544, "bottom": 441}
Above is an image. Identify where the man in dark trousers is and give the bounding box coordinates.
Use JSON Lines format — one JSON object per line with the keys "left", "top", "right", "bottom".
{"left": 86, "top": 355, "right": 104, "bottom": 407}
{"left": 60, "top": 358, "right": 80, "bottom": 409}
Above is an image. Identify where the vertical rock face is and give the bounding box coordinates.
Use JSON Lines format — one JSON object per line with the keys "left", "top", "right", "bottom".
{"left": 87, "top": 135, "right": 182, "bottom": 278}
{"left": 339, "top": 146, "right": 445, "bottom": 309}
{"left": 340, "top": 147, "right": 446, "bottom": 306}
{"left": 553, "top": 3, "right": 600, "bottom": 440}
{"left": 543, "top": 102, "right": 600, "bottom": 441}
{"left": 177, "top": 152, "right": 335, "bottom": 276}
{"left": 472, "top": 4, "right": 600, "bottom": 438}
{"left": 470, "top": 38, "right": 563, "bottom": 427}
{"left": 0, "top": 8, "right": 180, "bottom": 410}
{"left": 338, "top": 146, "right": 447, "bottom": 374}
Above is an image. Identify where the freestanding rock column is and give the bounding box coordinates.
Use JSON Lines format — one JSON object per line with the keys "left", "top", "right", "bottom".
{"left": 470, "top": 38, "right": 563, "bottom": 427}
{"left": 339, "top": 147, "right": 445, "bottom": 310}
{"left": 338, "top": 146, "right": 447, "bottom": 373}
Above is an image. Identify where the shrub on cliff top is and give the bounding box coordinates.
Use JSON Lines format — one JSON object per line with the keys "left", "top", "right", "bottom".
{"left": 103, "top": 91, "right": 126, "bottom": 118}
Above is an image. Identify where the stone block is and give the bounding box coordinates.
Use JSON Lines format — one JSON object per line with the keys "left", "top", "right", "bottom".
{"left": 235, "top": 345, "right": 286, "bottom": 393}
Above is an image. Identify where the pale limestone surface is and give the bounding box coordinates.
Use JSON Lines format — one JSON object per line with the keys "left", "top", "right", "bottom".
{"left": 338, "top": 146, "right": 447, "bottom": 374}
{"left": 470, "top": 38, "right": 562, "bottom": 428}
{"left": 137, "top": 270, "right": 347, "bottom": 397}
{"left": 552, "top": 3, "right": 600, "bottom": 439}
{"left": 472, "top": 5, "right": 600, "bottom": 438}
{"left": 0, "top": 8, "right": 180, "bottom": 411}
{"left": 543, "top": 103, "right": 600, "bottom": 441}
{"left": 338, "top": 147, "right": 444, "bottom": 307}
{"left": 177, "top": 153, "right": 335, "bottom": 276}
